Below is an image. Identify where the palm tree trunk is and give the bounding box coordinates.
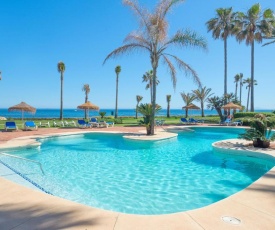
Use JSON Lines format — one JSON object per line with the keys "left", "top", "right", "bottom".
{"left": 246, "top": 87, "right": 250, "bottom": 112}
{"left": 60, "top": 73, "right": 63, "bottom": 120}
{"left": 115, "top": 74, "right": 118, "bottom": 118}
{"left": 201, "top": 101, "right": 204, "bottom": 117}
{"left": 235, "top": 83, "right": 238, "bottom": 99}
{"left": 135, "top": 103, "right": 138, "bottom": 119}
{"left": 240, "top": 80, "right": 242, "bottom": 105}
{"left": 251, "top": 41, "right": 254, "bottom": 112}
{"left": 167, "top": 102, "right": 170, "bottom": 118}
{"left": 224, "top": 38, "right": 228, "bottom": 116}
{"left": 85, "top": 93, "right": 88, "bottom": 119}
{"left": 150, "top": 51, "right": 158, "bottom": 135}
{"left": 224, "top": 38, "right": 227, "bottom": 97}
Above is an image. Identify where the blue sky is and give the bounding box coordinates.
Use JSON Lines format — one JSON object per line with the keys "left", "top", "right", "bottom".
{"left": 0, "top": 0, "right": 274, "bottom": 110}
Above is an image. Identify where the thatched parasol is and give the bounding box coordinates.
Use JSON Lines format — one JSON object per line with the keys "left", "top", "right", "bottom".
{"left": 221, "top": 102, "right": 242, "bottom": 110}
{"left": 182, "top": 103, "right": 200, "bottom": 110}
{"left": 182, "top": 103, "right": 200, "bottom": 117}
{"left": 77, "top": 101, "right": 99, "bottom": 119}
{"left": 8, "top": 101, "right": 36, "bottom": 120}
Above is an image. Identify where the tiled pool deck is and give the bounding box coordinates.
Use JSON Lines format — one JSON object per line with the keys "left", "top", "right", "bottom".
{"left": 0, "top": 125, "right": 275, "bottom": 230}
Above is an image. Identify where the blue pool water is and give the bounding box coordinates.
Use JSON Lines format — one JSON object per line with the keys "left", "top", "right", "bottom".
{"left": 1, "top": 127, "right": 274, "bottom": 215}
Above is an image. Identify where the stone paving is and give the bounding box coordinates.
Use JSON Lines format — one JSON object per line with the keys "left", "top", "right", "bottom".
{"left": 1, "top": 125, "right": 275, "bottom": 229}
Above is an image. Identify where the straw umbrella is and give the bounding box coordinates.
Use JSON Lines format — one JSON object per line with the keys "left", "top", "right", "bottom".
{"left": 221, "top": 102, "right": 242, "bottom": 117}
{"left": 8, "top": 101, "right": 36, "bottom": 120}
{"left": 182, "top": 103, "right": 200, "bottom": 117}
{"left": 77, "top": 101, "right": 99, "bottom": 120}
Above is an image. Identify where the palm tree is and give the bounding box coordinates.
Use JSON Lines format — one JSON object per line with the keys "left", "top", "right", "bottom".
{"left": 115, "top": 65, "right": 121, "bottom": 119}
{"left": 166, "top": 95, "right": 171, "bottom": 118}
{"left": 142, "top": 70, "right": 159, "bottom": 103}
{"left": 235, "top": 3, "right": 275, "bottom": 111}
{"left": 243, "top": 78, "right": 257, "bottom": 112}
{"left": 234, "top": 74, "right": 241, "bottom": 98}
{"left": 135, "top": 95, "right": 143, "bottom": 119}
{"left": 207, "top": 96, "right": 224, "bottom": 121}
{"left": 192, "top": 86, "right": 213, "bottom": 117}
{"left": 137, "top": 103, "right": 161, "bottom": 135}
{"left": 206, "top": 7, "right": 236, "bottom": 99}
{"left": 57, "top": 61, "right": 65, "bottom": 120}
{"left": 181, "top": 92, "right": 196, "bottom": 118}
{"left": 239, "top": 73, "right": 243, "bottom": 105}
{"left": 104, "top": 0, "right": 207, "bottom": 135}
{"left": 82, "top": 84, "right": 90, "bottom": 119}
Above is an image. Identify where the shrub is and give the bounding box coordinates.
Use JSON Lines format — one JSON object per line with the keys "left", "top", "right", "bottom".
{"left": 234, "top": 112, "right": 275, "bottom": 118}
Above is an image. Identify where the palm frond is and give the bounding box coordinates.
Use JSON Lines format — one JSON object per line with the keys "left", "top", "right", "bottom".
{"left": 124, "top": 32, "right": 151, "bottom": 48}
{"left": 157, "top": 0, "right": 184, "bottom": 21}
{"left": 162, "top": 54, "right": 177, "bottom": 89}
{"left": 162, "top": 53, "right": 201, "bottom": 87}
{"left": 103, "top": 43, "right": 149, "bottom": 64}
{"left": 262, "top": 39, "right": 275, "bottom": 46}
{"left": 123, "top": 0, "right": 150, "bottom": 34}
{"left": 161, "top": 29, "right": 207, "bottom": 52}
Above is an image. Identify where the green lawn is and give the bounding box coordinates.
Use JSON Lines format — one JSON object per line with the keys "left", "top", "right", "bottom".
{"left": 0, "top": 116, "right": 222, "bottom": 129}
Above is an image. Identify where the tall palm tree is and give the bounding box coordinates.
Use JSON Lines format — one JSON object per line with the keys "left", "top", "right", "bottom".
{"left": 206, "top": 7, "right": 236, "bottom": 99}
{"left": 135, "top": 95, "right": 143, "bottom": 119}
{"left": 104, "top": 0, "right": 207, "bottom": 135}
{"left": 166, "top": 95, "right": 171, "bottom": 118}
{"left": 235, "top": 3, "right": 275, "bottom": 111}
{"left": 181, "top": 92, "right": 196, "bottom": 118}
{"left": 82, "top": 84, "right": 90, "bottom": 119}
{"left": 57, "top": 61, "right": 65, "bottom": 120}
{"left": 192, "top": 86, "right": 213, "bottom": 117}
{"left": 234, "top": 74, "right": 241, "bottom": 99}
{"left": 142, "top": 70, "right": 160, "bottom": 103}
{"left": 115, "top": 65, "right": 121, "bottom": 119}
{"left": 239, "top": 73, "right": 243, "bottom": 105}
{"left": 243, "top": 78, "right": 257, "bottom": 112}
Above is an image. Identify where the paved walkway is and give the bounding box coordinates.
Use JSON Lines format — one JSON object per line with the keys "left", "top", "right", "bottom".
{"left": 0, "top": 126, "right": 275, "bottom": 229}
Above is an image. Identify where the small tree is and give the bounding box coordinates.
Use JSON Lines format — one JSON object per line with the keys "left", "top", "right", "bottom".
{"left": 181, "top": 92, "right": 196, "bottom": 118}
{"left": 137, "top": 103, "right": 161, "bottom": 135}
{"left": 192, "top": 86, "right": 213, "bottom": 117}
{"left": 207, "top": 96, "right": 225, "bottom": 121}
{"left": 99, "top": 111, "right": 106, "bottom": 119}
{"left": 135, "top": 95, "right": 143, "bottom": 119}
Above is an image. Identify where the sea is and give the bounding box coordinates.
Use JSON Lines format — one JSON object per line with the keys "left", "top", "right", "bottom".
{"left": 0, "top": 108, "right": 273, "bottom": 119}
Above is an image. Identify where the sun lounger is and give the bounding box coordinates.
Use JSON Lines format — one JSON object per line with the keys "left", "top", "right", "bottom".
{"left": 89, "top": 118, "right": 99, "bottom": 127}
{"left": 39, "top": 121, "right": 50, "bottom": 127}
{"left": 232, "top": 120, "right": 243, "bottom": 126}
{"left": 64, "top": 121, "right": 76, "bottom": 127}
{"left": 180, "top": 118, "right": 189, "bottom": 125}
{"left": 220, "top": 118, "right": 232, "bottom": 126}
{"left": 77, "top": 119, "right": 91, "bottom": 128}
{"left": 188, "top": 118, "right": 199, "bottom": 124}
{"left": 156, "top": 120, "right": 165, "bottom": 126}
{"left": 24, "top": 121, "right": 38, "bottom": 131}
{"left": 98, "top": 121, "right": 113, "bottom": 128}
{"left": 5, "top": 121, "right": 18, "bottom": 131}
{"left": 53, "top": 121, "right": 64, "bottom": 127}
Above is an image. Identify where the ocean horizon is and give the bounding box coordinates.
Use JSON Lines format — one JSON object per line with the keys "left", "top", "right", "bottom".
{"left": 0, "top": 108, "right": 273, "bottom": 119}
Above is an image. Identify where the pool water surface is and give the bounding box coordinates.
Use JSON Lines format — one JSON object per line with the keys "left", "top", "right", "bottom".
{"left": 1, "top": 127, "right": 274, "bottom": 215}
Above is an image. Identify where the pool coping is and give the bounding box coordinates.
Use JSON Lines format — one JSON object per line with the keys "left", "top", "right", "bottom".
{"left": 1, "top": 126, "right": 275, "bottom": 229}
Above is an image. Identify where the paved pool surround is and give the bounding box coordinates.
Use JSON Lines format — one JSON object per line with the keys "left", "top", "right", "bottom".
{"left": 0, "top": 126, "right": 275, "bottom": 229}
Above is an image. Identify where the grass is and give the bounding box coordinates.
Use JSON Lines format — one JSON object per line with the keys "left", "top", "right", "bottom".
{"left": 0, "top": 116, "right": 223, "bottom": 129}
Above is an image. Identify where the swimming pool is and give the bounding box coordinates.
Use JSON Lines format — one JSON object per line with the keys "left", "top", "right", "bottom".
{"left": 1, "top": 127, "right": 274, "bottom": 215}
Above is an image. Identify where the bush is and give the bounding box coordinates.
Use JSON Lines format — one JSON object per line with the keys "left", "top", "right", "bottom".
{"left": 234, "top": 112, "right": 275, "bottom": 118}
{"left": 114, "top": 118, "right": 123, "bottom": 124}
